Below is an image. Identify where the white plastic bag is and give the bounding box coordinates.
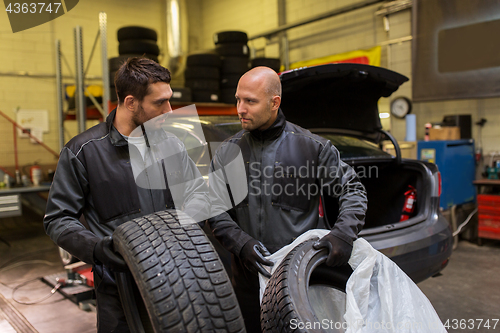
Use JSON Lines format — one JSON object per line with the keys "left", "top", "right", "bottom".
{"left": 345, "top": 238, "right": 446, "bottom": 333}
{"left": 258, "top": 230, "right": 447, "bottom": 333}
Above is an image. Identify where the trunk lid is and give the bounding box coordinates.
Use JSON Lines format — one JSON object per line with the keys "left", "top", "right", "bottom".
{"left": 279, "top": 63, "right": 408, "bottom": 143}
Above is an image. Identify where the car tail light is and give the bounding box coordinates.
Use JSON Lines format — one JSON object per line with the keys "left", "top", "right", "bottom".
{"left": 431, "top": 171, "right": 442, "bottom": 197}
{"left": 437, "top": 172, "right": 442, "bottom": 197}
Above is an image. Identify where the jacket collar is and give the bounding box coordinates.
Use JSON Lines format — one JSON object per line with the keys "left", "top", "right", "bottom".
{"left": 106, "top": 108, "right": 128, "bottom": 147}
{"left": 250, "top": 108, "right": 286, "bottom": 141}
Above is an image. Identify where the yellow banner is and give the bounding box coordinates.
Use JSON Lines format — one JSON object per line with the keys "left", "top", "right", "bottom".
{"left": 289, "top": 46, "right": 381, "bottom": 70}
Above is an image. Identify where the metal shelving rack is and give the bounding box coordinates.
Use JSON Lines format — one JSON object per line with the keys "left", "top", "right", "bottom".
{"left": 55, "top": 12, "right": 110, "bottom": 149}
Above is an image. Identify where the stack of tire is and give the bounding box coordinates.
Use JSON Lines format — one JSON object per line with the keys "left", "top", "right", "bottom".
{"left": 108, "top": 26, "right": 160, "bottom": 103}
{"left": 251, "top": 57, "right": 281, "bottom": 73}
{"left": 214, "top": 31, "right": 250, "bottom": 105}
{"left": 184, "top": 53, "right": 222, "bottom": 103}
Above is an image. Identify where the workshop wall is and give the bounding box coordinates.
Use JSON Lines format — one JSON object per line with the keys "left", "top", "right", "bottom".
{"left": 1, "top": 0, "right": 499, "bottom": 170}
{"left": 194, "top": 0, "right": 391, "bottom": 128}
{"left": 386, "top": 11, "right": 500, "bottom": 155}
{"left": 0, "top": 0, "right": 167, "bottom": 170}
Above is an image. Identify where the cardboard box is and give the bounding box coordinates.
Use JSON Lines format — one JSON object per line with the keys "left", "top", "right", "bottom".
{"left": 428, "top": 126, "right": 460, "bottom": 140}
{"left": 383, "top": 141, "right": 417, "bottom": 159}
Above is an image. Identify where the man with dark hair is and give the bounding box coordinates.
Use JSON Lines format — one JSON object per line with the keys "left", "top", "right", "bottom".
{"left": 44, "top": 57, "right": 209, "bottom": 332}
{"left": 209, "top": 67, "right": 368, "bottom": 332}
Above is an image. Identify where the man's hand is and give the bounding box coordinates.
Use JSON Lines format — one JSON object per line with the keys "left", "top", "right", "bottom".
{"left": 94, "top": 236, "right": 129, "bottom": 272}
{"left": 313, "top": 232, "right": 353, "bottom": 267}
{"left": 240, "top": 239, "right": 274, "bottom": 278}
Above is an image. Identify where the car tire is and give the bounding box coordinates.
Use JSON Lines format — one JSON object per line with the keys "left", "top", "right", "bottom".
{"left": 185, "top": 79, "right": 220, "bottom": 91}
{"left": 117, "top": 26, "right": 158, "bottom": 42}
{"left": 220, "top": 75, "right": 242, "bottom": 89}
{"left": 221, "top": 57, "right": 249, "bottom": 75}
{"left": 251, "top": 58, "right": 281, "bottom": 73}
{"left": 170, "top": 87, "right": 192, "bottom": 103}
{"left": 119, "top": 40, "right": 160, "bottom": 56}
{"left": 113, "top": 210, "right": 245, "bottom": 332}
{"left": 221, "top": 88, "right": 237, "bottom": 105}
{"left": 109, "top": 70, "right": 117, "bottom": 87}
{"left": 109, "top": 54, "right": 159, "bottom": 71}
{"left": 110, "top": 86, "right": 118, "bottom": 102}
{"left": 215, "top": 43, "right": 249, "bottom": 58}
{"left": 214, "top": 31, "right": 248, "bottom": 45}
{"left": 187, "top": 53, "right": 222, "bottom": 68}
{"left": 184, "top": 66, "right": 220, "bottom": 80}
{"left": 261, "top": 240, "right": 353, "bottom": 332}
{"left": 192, "top": 90, "right": 220, "bottom": 103}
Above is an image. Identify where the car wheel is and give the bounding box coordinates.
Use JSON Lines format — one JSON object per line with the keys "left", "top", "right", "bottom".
{"left": 113, "top": 210, "right": 245, "bottom": 332}
{"left": 261, "top": 240, "right": 352, "bottom": 332}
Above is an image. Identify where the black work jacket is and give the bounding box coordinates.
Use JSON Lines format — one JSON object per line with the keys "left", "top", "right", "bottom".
{"left": 209, "top": 109, "right": 368, "bottom": 256}
{"left": 44, "top": 109, "right": 209, "bottom": 264}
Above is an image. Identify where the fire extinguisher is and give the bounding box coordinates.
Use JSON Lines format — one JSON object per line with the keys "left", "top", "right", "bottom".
{"left": 400, "top": 185, "right": 417, "bottom": 221}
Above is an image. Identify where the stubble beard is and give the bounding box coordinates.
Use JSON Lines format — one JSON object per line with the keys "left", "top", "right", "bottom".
{"left": 132, "top": 103, "right": 147, "bottom": 128}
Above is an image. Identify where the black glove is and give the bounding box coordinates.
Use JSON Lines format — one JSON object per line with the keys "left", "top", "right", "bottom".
{"left": 94, "top": 236, "right": 128, "bottom": 272}
{"left": 313, "top": 232, "right": 353, "bottom": 267}
{"left": 240, "top": 239, "right": 274, "bottom": 278}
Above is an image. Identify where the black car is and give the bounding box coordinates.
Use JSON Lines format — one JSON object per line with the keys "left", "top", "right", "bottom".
{"left": 164, "top": 64, "right": 452, "bottom": 284}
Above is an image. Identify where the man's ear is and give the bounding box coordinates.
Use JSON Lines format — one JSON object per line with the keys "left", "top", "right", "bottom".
{"left": 123, "top": 95, "right": 136, "bottom": 111}
{"left": 271, "top": 95, "right": 281, "bottom": 111}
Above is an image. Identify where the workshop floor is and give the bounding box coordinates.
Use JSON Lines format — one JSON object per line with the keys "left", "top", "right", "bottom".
{"left": 0, "top": 207, "right": 499, "bottom": 333}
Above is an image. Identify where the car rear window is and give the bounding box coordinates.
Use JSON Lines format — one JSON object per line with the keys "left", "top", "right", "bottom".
{"left": 317, "top": 133, "right": 392, "bottom": 159}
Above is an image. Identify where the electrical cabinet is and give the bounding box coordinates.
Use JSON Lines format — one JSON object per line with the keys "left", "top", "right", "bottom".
{"left": 418, "top": 139, "right": 475, "bottom": 210}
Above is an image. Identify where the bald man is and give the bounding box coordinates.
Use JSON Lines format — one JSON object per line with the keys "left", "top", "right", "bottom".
{"left": 208, "top": 67, "right": 367, "bottom": 332}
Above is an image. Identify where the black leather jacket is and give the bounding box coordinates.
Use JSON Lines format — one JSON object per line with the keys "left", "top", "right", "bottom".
{"left": 43, "top": 109, "right": 209, "bottom": 264}
{"left": 209, "top": 109, "right": 367, "bottom": 256}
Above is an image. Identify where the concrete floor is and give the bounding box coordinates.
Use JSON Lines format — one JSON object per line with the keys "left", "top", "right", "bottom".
{"left": 1, "top": 207, "right": 499, "bottom": 333}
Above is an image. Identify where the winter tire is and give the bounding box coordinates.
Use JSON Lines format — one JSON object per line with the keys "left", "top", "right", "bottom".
{"left": 118, "top": 26, "right": 158, "bottom": 42}
{"left": 261, "top": 240, "right": 353, "bottom": 333}
{"left": 221, "top": 88, "right": 237, "bottom": 105}
{"left": 113, "top": 210, "right": 246, "bottom": 333}
{"left": 110, "top": 86, "right": 118, "bottom": 102}
{"left": 215, "top": 43, "right": 249, "bottom": 58}
{"left": 221, "top": 57, "right": 249, "bottom": 75}
{"left": 220, "top": 75, "right": 242, "bottom": 89}
{"left": 109, "top": 70, "right": 117, "bottom": 87}
{"left": 184, "top": 66, "right": 220, "bottom": 80}
{"left": 192, "top": 90, "right": 220, "bottom": 103}
{"left": 170, "top": 87, "right": 192, "bottom": 103}
{"left": 213, "top": 31, "right": 248, "bottom": 45}
{"left": 185, "top": 79, "right": 220, "bottom": 91}
{"left": 109, "top": 54, "right": 159, "bottom": 71}
{"left": 251, "top": 58, "right": 281, "bottom": 73}
{"left": 119, "top": 40, "right": 160, "bottom": 56}
{"left": 187, "top": 54, "right": 222, "bottom": 68}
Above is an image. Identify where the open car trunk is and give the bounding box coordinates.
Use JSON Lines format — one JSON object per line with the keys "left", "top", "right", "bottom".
{"left": 323, "top": 159, "right": 431, "bottom": 233}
